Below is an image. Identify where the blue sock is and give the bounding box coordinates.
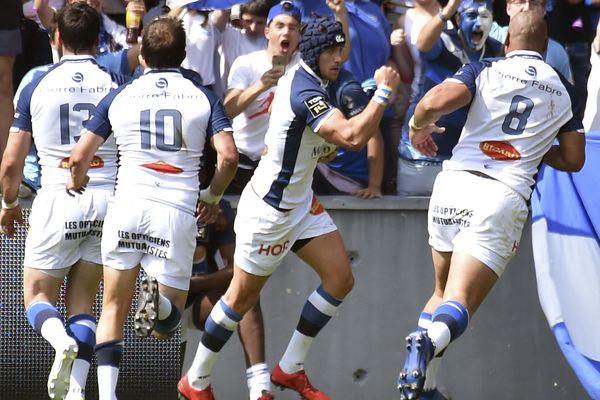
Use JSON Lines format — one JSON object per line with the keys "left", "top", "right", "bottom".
{"left": 432, "top": 300, "right": 469, "bottom": 340}
{"left": 428, "top": 300, "right": 470, "bottom": 355}
{"left": 418, "top": 311, "right": 432, "bottom": 332}
{"left": 155, "top": 304, "right": 181, "bottom": 335}
{"left": 200, "top": 298, "right": 241, "bottom": 352}
{"left": 26, "top": 301, "right": 61, "bottom": 334}
{"left": 297, "top": 285, "right": 342, "bottom": 337}
{"left": 66, "top": 314, "right": 96, "bottom": 363}
{"left": 95, "top": 339, "right": 123, "bottom": 369}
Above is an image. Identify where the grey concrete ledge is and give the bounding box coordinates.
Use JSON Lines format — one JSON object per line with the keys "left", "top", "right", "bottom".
{"left": 224, "top": 194, "right": 431, "bottom": 210}
{"left": 5, "top": 193, "right": 430, "bottom": 211}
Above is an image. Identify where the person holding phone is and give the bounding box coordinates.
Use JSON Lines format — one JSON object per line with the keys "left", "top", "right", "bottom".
{"left": 222, "top": 0, "right": 302, "bottom": 194}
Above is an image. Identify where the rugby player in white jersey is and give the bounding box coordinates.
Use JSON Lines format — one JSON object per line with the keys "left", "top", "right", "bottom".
{"left": 396, "top": 10, "right": 585, "bottom": 400}
{"left": 178, "top": 17, "right": 399, "bottom": 400}
{"left": 66, "top": 17, "right": 238, "bottom": 400}
{"left": 0, "top": 3, "right": 125, "bottom": 399}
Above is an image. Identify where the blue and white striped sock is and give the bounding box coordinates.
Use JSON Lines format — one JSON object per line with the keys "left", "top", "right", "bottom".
{"left": 187, "top": 298, "right": 241, "bottom": 390}
{"left": 429, "top": 300, "right": 470, "bottom": 356}
{"left": 279, "top": 285, "right": 342, "bottom": 374}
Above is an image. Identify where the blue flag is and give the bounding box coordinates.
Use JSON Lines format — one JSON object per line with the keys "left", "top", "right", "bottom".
{"left": 531, "top": 130, "right": 600, "bottom": 399}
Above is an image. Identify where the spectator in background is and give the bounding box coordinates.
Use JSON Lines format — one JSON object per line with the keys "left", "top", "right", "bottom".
{"left": 0, "top": 0, "right": 22, "bottom": 164}
{"left": 488, "top": 0, "right": 574, "bottom": 83}
{"left": 34, "top": 0, "right": 145, "bottom": 74}
{"left": 397, "top": 0, "right": 502, "bottom": 196}
{"left": 223, "top": 0, "right": 302, "bottom": 194}
{"left": 215, "top": 0, "right": 275, "bottom": 93}
{"left": 1, "top": 4, "right": 126, "bottom": 399}
{"left": 391, "top": 0, "right": 439, "bottom": 123}
{"left": 546, "top": 0, "right": 594, "bottom": 116}
{"left": 312, "top": 68, "right": 385, "bottom": 198}
{"left": 165, "top": 3, "right": 230, "bottom": 90}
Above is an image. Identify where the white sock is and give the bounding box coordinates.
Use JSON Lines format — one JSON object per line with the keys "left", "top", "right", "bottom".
{"left": 158, "top": 293, "right": 172, "bottom": 320}
{"left": 40, "top": 317, "right": 74, "bottom": 350}
{"left": 97, "top": 365, "right": 119, "bottom": 400}
{"left": 187, "top": 300, "right": 240, "bottom": 390}
{"left": 68, "top": 359, "right": 90, "bottom": 396}
{"left": 247, "top": 362, "right": 271, "bottom": 399}
{"left": 423, "top": 356, "right": 442, "bottom": 391}
{"left": 427, "top": 321, "right": 451, "bottom": 356}
{"left": 188, "top": 346, "right": 218, "bottom": 390}
{"left": 278, "top": 331, "right": 314, "bottom": 374}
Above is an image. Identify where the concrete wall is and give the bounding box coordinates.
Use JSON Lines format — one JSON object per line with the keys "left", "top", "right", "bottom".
{"left": 0, "top": 196, "right": 588, "bottom": 399}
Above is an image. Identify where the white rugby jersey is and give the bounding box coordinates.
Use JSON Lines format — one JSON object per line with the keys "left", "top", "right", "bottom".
{"left": 228, "top": 50, "right": 300, "bottom": 161}
{"left": 84, "top": 68, "right": 232, "bottom": 214}
{"left": 11, "top": 55, "right": 124, "bottom": 189}
{"left": 443, "top": 50, "right": 584, "bottom": 200}
{"left": 250, "top": 60, "right": 336, "bottom": 211}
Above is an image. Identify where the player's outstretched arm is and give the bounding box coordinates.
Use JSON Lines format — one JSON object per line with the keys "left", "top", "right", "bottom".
{"left": 68, "top": 130, "right": 105, "bottom": 191}
{"left": 317, "top": 65, "right": 400, "bottom": 151}
{"left": 0, "top": 131, "right": 31, "bottom": 237}
{"left": 409, "top": 80, "right": 471, "bottom": 157}
{"left": 198, "top": 132, "right": 238, "bottom": 224}
{"left": 542, "top": 130, "right": 585, "bottom": 172}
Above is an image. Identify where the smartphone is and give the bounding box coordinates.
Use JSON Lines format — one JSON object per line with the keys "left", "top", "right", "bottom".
{"left": 272, "top": 55, "right": 286, "bottom": 74}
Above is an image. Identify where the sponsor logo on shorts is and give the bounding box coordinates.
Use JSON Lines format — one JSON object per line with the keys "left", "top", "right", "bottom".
{"left": 304, "top": 95, "right": 331, "bottom": 118}
{"left": 59, "top": 155, "right": 105, "bottom": 169}
{"left": 141, "top": 161, "right": 183, "bottom": 174}
{"left": 257, "top": 240, "right": 290, "bottom": 256}
{"left": 310, "top": 195, "right": 325, "bottom": 215}
{"left": 430, "top": 205, "right": 473, "bottom": 227}
{"left": 479, "top": 141, "right": 521, "bottom": 160}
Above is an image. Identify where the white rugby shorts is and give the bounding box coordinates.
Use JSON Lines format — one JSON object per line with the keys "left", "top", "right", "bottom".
{"left": 24, "top": 187, "right": 112, "bottom": 271}
{"left": 234, "top": 185, "right": 337, "bottom": 276}
{"left": 428, "top": 170, "right": 528, "bottom": 276}
{"left": 101, "top": 197, "right": 196, "bottom": 291}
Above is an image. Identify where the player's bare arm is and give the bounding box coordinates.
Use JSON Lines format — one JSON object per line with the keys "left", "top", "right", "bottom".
{"left": 197, "top": 131, "right": 238, "bottom": 224}
{"left": 409, "top": 81, "right": 472, "bottom": 157}
{"left": 318, "top": 65, "right": 400, "bottom": 150}
{"left": 0, "top": 130, "right": 30, "bottom": 237}
{"left": 542, "top": 129, "right": 585, "bottom": 172}
{"left": 67, "top": 130, "right": 105, "bottom": 192}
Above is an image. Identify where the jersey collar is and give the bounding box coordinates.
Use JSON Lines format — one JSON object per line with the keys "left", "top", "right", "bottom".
{"left": 59, "top": 54, "right": 96, "bottom": 62}
{"left": 505, "top": 50, "right": 543, "bottom": 60}
{"left": 299, "top": 59, "right": 329, "bottom": 88}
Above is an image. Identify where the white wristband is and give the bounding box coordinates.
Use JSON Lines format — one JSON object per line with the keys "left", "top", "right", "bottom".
{"left": 2, "top": 198, "right": 19, "bottom": 210}
{"left": 408, "top": 115, "right": 426, "bottom": 130}
{"left": 199, "top": 188, "right": 222, "bottom": 205}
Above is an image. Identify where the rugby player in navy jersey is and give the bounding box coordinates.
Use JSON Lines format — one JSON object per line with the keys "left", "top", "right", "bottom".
{"left": 178, "top": 16, "right": 399, "bottom": 400}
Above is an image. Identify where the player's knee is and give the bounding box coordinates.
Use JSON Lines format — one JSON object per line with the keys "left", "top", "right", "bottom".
{"left": 325, "top": 271, "right": 354, "bottom": 298}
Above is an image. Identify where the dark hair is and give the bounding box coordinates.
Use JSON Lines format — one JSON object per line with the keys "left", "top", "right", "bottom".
{"left": 141, "top": 17, "right": 186, "bottom": 69}
{"left": 240, "top": 0, "right": 276, "bottom": 19}
{"left": 56, "top": 2, "right": 101, "bottom": 53}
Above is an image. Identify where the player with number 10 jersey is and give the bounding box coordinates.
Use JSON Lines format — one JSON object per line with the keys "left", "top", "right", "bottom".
{"left": 86, "top": 68, "right": 231, "bottom": 213}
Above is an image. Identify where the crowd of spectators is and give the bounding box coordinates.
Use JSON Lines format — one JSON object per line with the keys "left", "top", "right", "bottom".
{"left": 3, "top": 0, "right": 599, "bottom": 199}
